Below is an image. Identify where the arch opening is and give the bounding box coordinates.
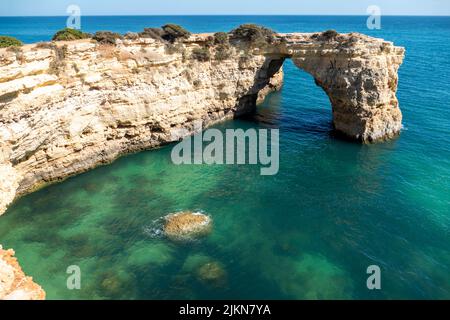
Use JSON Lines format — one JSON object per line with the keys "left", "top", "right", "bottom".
{"left": 253, "top": 58, "right": 333, "bottom": 139}
{"left": 252, "top": 39, "right": 404, "bottom": 144}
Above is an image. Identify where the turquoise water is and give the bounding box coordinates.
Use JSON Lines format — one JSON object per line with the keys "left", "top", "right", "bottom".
{"left": 0, "top": 16, "right": 449, "bottom": 299}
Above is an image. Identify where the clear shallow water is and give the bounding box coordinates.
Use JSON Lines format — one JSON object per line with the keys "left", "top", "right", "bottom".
{"left": 0, "top": 16, "right": 449, "bottom": 299}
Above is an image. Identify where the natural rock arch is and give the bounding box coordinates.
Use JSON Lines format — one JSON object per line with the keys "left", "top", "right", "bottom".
{"left": 0, "top": 32, "right": 404, "bottom": 216}
{"left": 249, "top": 33, "right": 405, "bottom": 142}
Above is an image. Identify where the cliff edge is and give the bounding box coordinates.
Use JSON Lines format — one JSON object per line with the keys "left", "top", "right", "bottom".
{"left": 0, "top": 246, "right": 46, "bottom": 300}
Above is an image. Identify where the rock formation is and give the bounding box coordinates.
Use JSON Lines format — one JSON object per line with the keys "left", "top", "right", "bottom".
{"left": 197, "top": 261, "right": 227, "bottom": 287}
{"left": 285, "top": 33, "right": 405, "bottom": 142}
{"left": 0, "top": 246, "right": 46, "bottom": 300}
{"left": 0, "top": 30, "right": 405, "bottom": 216}
{"left": 163, "top": 211, "right": 212, "bottom": 240}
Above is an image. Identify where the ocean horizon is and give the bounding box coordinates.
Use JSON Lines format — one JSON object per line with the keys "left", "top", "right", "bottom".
{"left": 1, "top": 15, "right": 450, "bottom": 43}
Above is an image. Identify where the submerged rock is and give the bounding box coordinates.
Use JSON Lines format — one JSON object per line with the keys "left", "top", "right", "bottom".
{"left": 98, "top": 270, "right": 134, "bottom": 299}
{"left": 181, "top": 254, "right": 227, "bottom": 287}
{"left": 163, "top": 211, "right": 212, "bottom": 240}
{"left": 197, "top": 261, "right": 227, "bottom": 287}
{"left": 0, "top": 245, "right": 45, "bottom": 300}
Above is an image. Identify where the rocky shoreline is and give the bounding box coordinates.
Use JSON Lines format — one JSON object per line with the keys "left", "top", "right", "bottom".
{"left": 0, "top": 246, "right": 45, "bottom": 300}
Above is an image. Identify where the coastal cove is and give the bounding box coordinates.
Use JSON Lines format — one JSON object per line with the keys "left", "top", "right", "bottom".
{"left": 0, "top": 16, "right": 449, "bottom": 300}
{"left": 0, "top": 28, "right": 404, "bottom": 217}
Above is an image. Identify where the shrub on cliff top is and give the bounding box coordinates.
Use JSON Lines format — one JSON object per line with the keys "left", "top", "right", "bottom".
{"left": 229, "top": 24, "right": 276, "bottom": 46}
{"left": 52, "top": 28, "right": 90, "bottom": 41}
{"left": 322, "top": 30, "right": 339, "bottom": 40}
{"left": 214, "top": 32, "right": 229, "bottom": 45}
{"left": 0, "top": 36, "right": 23, "bottom": 48}
{"left": 138, "top": 25, "right": 191, "bottom": 43}
{"left": 214, "top": 45, "right": 232, "bottom": 61}
{"left": 312, "top": 30, "right": 340, "bottom": 42}
{"left": 92, "top": 31, "right": 123, "bottom": 45}
{"left": 139, "top": 28, "right": 165, "bottom": 40}
{"left": 124, "top": 32, "right": 139, "bottom": 40}
{"left": 161, "top": 24, "right": 191, "bottom": 42}
{"left": 191, "top": 47, "right": 211, "bottom": 62}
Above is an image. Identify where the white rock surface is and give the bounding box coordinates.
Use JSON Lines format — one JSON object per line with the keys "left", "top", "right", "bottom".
{"left": 0, "top": 246, "right": 45, "bottom": 300}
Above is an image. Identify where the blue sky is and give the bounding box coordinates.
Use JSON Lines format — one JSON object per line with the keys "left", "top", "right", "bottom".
{"left": 1, "top": 0, "right": 449, "bottom": 16}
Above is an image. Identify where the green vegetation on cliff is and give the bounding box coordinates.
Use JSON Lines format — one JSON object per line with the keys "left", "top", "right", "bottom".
{"left": 92, "top": 31, "right": 123, "bottom": 45}
{"left": 139, "top": 28, "right": 165, "bottom": 40}
{"left": 191, "top": 47, "right": 211, "bottom": 62}
{"left": 0, "top": 36, "right": 23, "bottom": 48}
{"left": 137, "top": 24, "right": 191, "bottom": 43}
{"left": 52, "top": 28, "right": 90, "bottom": 41}
{"left": 229, "top": 24, "right": 276, "bottom": 46}
{"left": 213, "top": 32, "right": 229, "bottom": 45}
{"left": 312, "top": 30, "right": 340, "bottom": 42}
{"left": 161, "top": 24, "right": 191, "bottom": 42}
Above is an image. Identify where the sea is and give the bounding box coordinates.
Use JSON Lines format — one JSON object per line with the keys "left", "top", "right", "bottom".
{"left": 0, "top": 16, "right": 449, "bottom": 299}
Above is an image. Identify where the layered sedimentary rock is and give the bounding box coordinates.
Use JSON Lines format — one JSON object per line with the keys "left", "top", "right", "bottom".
{"left": 0, "top": 32, "right": 404, "bottom": 216}
{"left": 0, "top": 246, "right": 46, "bottom": 300}
{"left": 284, "top": 33, "right": 405, "bottom": 142}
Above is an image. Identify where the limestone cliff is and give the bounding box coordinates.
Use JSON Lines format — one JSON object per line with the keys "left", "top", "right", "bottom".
{"left": 285, "top": 33, "right": 405, "bottom": 142}
{"left": 0, "top": 246, "right": 45, "bottom": 300}
{"left": 0, "top": 31, "right": 404, "bottom": 216}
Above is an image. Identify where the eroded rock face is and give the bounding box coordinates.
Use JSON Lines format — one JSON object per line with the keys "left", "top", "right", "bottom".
{"left": 0, "top": 32, "right": 404, "bottom": 216}
{"left": 283, "top": 33, "right": 405, "bottom": 142}
{"left": 163, "top": 211, "right": 212, "bottom": 240}
{"left": 0, "top": 246, "right": 46, "bottom": 300}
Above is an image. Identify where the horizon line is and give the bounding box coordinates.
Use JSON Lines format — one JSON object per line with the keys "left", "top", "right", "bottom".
{"left": 1, "top": 14, "right": 450, "bottom": 17}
